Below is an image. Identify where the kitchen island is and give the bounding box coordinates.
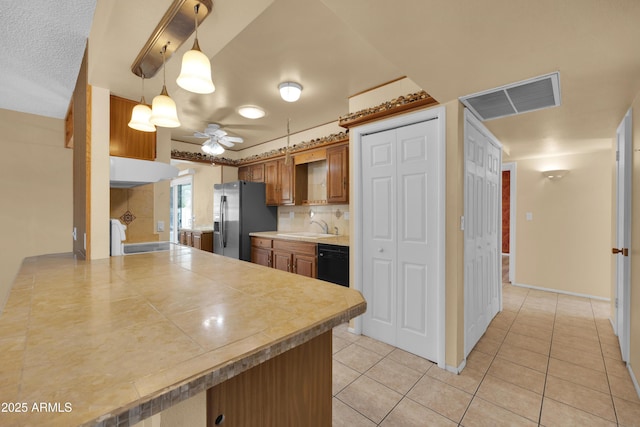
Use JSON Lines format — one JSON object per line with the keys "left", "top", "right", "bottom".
{"left": 0, "top": 246, "right": 366, "bottom": 426}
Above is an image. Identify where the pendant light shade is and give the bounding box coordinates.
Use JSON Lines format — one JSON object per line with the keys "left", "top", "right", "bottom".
{"left": 128, "top": 75, "right": 156, "bottom": 132}
{"left": 279, "top": 82, "right": 302, "bottom": 102}
{"left": 150, "top": 86, "right": 181, "bottom": 128}
{"left": 177, "top": 4, "right": 215, "bottom": 94}
{"left": 150, "top": 46, "right": 181, "bottom": 128}
{"left": 202, "top": 139, "right": 225, "bottom": 155}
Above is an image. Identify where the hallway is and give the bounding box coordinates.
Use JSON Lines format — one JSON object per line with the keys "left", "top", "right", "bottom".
{"left": 332, "top": 283, "right": 640, "bottom": 426}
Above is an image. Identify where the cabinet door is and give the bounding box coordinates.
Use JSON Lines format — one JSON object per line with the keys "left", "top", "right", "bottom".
{"left": 265, "top": 161, "right": 279, "bottom": 205}
{"left": 179, "top": 230, "right": 187, "bottom": 245}
{"left": 327, "top": 145, "right": 348, "bottom": 203}
{"left": 251, "top": 247, "right": 272, "bottom": 267}
{"left": 192, "top": 232, "right": 202, "bottom": 250}
{"left": 273, "top": 250, "right": 292, "bottom": 272}
{"left": 294, "top": 254, "right": 316, "bottom": 278}
{"left": 109, "top": 95, "right": 156, "bottom": 160}
{"left": 238, "top": 166, "right": 251, "bottom": 181}
{"left": 186, "top": 232, "right": 193, "bottom": 247}
{"left": 250, "top": 164, "right": 265, "bottom": 182}
{"left": 278, "top": 159, "right": 294, "bottom": 205}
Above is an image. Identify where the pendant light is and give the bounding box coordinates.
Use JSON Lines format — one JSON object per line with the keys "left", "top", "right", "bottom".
{"left": 128, "top": 74, "right": 156, "bottom": 132}
{"left": 150, "top": 45, "right": 181, "bottom": 128}
{"left": 176, "top": 3, "right": 215, "bottom": 94}
{"left": 284, "top": 118, "right": 292, "bottom": 165}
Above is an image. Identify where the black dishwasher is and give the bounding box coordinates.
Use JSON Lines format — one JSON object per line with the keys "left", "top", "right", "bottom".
{"left": 317, "top": 244, "right": 349, "bottom": 287}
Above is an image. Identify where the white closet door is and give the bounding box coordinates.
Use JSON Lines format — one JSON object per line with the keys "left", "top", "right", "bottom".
{"left": 362, "top": 120, "right": 439, "bottom": 362}
{"left": 464, "top": 112, "right": 502, "bottom": 357}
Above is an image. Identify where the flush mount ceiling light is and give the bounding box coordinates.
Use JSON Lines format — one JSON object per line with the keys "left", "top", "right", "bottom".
{"left": 542, "top": 169, "right": 569, "bottom": 180}
{"left": 279, "top": 82, "right": 302, "bottom": 102}
{"left": 128, "top": 74, "right": 156, "bottom": 132}
{"left": 238, "top": 105, "right": 266, "bottom": 119}
{"left": 176, "top": 3, "right": 215, "bottom": 94}
{"left": 150, "top": 46, "right": 181, "bottom": 128}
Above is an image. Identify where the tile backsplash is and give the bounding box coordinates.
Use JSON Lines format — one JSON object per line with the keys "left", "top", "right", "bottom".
{"left": 277, "top": 205, "right": 349, "bottom": 236}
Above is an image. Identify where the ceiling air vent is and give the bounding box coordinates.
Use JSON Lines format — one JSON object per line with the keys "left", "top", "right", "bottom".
{"left": 460, "top": 72, "right": 561, "bottom": 121}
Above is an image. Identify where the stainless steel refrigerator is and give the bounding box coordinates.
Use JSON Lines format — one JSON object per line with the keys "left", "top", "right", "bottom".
{"left": 213, "top": 181, "right": 277, "bottom": 261}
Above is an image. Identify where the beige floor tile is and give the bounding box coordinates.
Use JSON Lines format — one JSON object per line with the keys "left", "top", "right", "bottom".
{"left": 544, "top": 375, "right": 616, "bottom": 422}
{"left": 540, "top": 397, "right": 616, "bottom": 427}
{"left": 515, "top": 311, "right": 555, "bottom": 331}
{"left": 613, "top": 396, "right": 640, "bottom": 427}
{"left": 336, "top": 375, "right": 403, "bottom": 424}
{"left": 504, "top": 331, "right": 551, "bottom": 355}
{"left": 333, "top": 360, "right": 360, "bottom": 396}
{"left": 609, "top": 373, "right": 640, "bottom": 403}
{"left": 474, "top": 335, "right": 502, "bottom": 356}
{"left": 550, "top": 341, "right": 605, "bottom": 372}
{"left": 356, "top": 335, "right": 396, "bottom": 356}
{"left": 552, "top": 330, "right": 602, "bottom": 353}
{"left": 496, "top": 343, "right": 549, "bottom": 373}
{"left": 427, "top": 364, "right": 485, "bottom": 394}
{"left": 380, "top": 397, "right": 456, "bottom": 426}
{"left": 599, "top": 332, "right": 621, "bottom": 347}
{"left": 465, "top": 349, "right": 494, "bottom": 373}
{"left": 490, "top": 310, "right": 518, "bottom": 330}
{"left": 386, "top": 348, "right": 434, "bottom": 373}
{"left": 333, "top": 343, "right": 385, "bottom": 373}
{"left": 554, "top": 322, "right": 600, "bottom": 341}
{"left": 604, "top": 356, "right": 631, "bottom": 379}
{"left": 554, "top": 314, "right": 598, "bottom": 331}
{"left": 333, "top": 323, "right": 360, "bottom": 343}
{"left": 333, "top": 335, "right": 352, "bottom": 354}
{"left": 547, "top": 358, "right": 609, "bottom": 393}
{"left": 509, "top": 319, "right": 553, "bottom": 342}
{"left": 407, "top": 375, "right": 473, "bottom": 423}
{"left": 332, "top": 397, "right": 376, "bottom": 427}
{"left": 482, "top": 325, "right": 508, "bottom": 342}
{"left": 602, "top": 342, "right": 623, "bottom": 360}
{"left": 366, "top": 357, "right": 423, "bottom": 395}
{"left": 476, "top": 375, "right": 542, "bottom": 422}
{"left": 487, "top": 357, "right": 545, "bottom": 394}
{"left": 460, "top": 397, "right": 537, "bottom": 427}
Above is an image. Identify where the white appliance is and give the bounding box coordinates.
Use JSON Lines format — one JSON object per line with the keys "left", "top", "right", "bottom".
{"left": 110, "top": 219, "right": 127, "bottom": 256}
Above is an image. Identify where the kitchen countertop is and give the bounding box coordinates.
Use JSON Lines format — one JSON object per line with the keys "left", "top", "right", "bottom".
{"left": 0, "top": 246, "right": 365, "bottom": 426}
{"left": 249, "top": 231, "right": 350, "bottom": 247}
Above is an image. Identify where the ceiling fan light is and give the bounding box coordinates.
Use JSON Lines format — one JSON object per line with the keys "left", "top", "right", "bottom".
{"left": 150, "top": 86, "right": 181, "bottom": 128}
{"left": 128, "top": 103, "right": 156, "bottom": 132}
{"left": 202, "top": 141, "right": 225, "bottom": 155}
{"left": 238, "top": 105, "right": 266, "bottom": 119}
{"left": 279, "top": 82, "right": 302, "bottom": 102}
{"left": 176, "top": 45, "right": 215, "bottom": 94}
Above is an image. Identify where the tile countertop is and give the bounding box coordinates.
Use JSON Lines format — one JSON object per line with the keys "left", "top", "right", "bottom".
{"left": 249, "top": 231, "right": 350, "bottom": 247}
{"left": 0, "top": 247, "right": 365, "bottom": 427}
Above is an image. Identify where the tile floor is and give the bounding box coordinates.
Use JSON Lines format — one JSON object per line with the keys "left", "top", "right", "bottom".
{"left": 332, "top": 281, "right": 640, "bottom": 425}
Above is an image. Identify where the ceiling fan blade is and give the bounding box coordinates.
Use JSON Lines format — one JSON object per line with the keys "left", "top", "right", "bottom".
{"left": 218, "top": 139, "right": 235, "bottom": 148}
{"left": 205, "top": 123, "right": 220, "bottom": 132}
{"left": 193, "top": 132, "right": 209, "bottom": 138}
{"left": 225, "top": 136, "right": 243, "bottom": 143}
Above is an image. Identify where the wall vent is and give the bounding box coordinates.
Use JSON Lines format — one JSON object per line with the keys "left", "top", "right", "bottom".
{"left": 459, "top": 72, "right": 561, "bottom": 121}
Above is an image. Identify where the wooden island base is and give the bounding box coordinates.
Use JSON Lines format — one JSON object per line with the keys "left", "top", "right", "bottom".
{"left": 207, "top": 330, "right": 332, "bottom": 426}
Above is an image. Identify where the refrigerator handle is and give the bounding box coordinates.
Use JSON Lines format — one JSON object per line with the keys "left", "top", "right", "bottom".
{"left": 220, "top": 196, "right": 226, "bottom": 248}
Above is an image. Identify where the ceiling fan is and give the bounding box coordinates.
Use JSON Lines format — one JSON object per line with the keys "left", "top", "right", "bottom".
{"left": 194, "top": 124, "right": 243, "bottom": 155}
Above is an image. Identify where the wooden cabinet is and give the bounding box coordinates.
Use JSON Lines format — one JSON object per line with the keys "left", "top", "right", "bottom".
{"left": 179, "top": 229, "right": 213, "bottom": 252}
{"left": 238, "top": 163, "right": 265, "bottom": 182}
{"left": 326, "top": 144, "right": 349, "bottom": 203}
{"left": 109, "top": 95, "right": 157, "bottom": 160}
{"left": 251, "top": 237, "right": 317, "bottom": 278}
{"left": 265, "top": 159, "right": 294, "bottom": 205}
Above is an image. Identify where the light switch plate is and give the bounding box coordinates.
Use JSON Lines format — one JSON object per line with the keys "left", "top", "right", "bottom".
{"left": 526, "top": 212, "right": 533, "bottom": 221}
{"left": 157, "top": 221, "right": 165, "bottom": 232}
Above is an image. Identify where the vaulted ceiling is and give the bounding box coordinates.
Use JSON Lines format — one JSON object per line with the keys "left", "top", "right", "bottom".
{"left": 3, "top": 0, "right": 640, "bottom": 159}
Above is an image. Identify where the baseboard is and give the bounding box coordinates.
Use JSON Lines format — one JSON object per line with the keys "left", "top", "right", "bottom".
{"left": 512, "top": 282, "right": 610, "bottom": 302}
{"left": 628, "top": 363, "right": 640, "bottom": 400}
{"left": 446, "top": 359, "right": 466, "bottom": 374}
{"left": 609, "top": 317, "right": 616, "bottom": 334}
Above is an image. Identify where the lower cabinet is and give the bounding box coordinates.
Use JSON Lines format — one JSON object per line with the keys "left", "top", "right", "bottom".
{"left": 179, "top": 229, "right": 213, "bottom": 253}
{"left": 251, "top": 237, "right": 317, "bottom": 278}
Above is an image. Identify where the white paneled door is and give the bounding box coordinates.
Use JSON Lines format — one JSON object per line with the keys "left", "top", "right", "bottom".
{"left": 464, "top": 110, "right": 502, "bottom": 357}
{"left": 361, "top": 119, "right": 440, "bottom": 362}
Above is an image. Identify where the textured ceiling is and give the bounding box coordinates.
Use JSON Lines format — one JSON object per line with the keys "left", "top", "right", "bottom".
{"left": 0, "top": 0, "right": 97, "bottom": 119}
{"left": 2, "top": 0, "right": 640, "bottom": 160}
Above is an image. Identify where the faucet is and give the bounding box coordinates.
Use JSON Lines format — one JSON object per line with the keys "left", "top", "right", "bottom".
{"left": 310, "top": 219, "right": 329, "bottom": 234}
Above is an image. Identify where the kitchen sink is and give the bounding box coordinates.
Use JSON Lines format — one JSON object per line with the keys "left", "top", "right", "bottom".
{"left": 276, "top": 232, "right": 336, "bottom": 239}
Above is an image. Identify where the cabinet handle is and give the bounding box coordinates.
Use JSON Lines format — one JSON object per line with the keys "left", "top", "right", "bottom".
{"left": 287, "top": 259, "right": 291, "bottom": 272}
{"left": 293, "top": 262, "right": 297, "bottom": 274}
{"left": 343, "top": 177, "right": 347, "bottom": 189}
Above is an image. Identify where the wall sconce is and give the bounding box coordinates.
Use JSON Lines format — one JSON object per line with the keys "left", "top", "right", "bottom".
{"left": 279, "top": 82, "right": 303, "bottom": 102}
{"left": 542, "top": 169, "right": 569, "bottom": 180}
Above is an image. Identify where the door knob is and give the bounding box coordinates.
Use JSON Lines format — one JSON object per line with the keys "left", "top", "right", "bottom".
{"left": 612, "top": 248, "right": 629, "bottom": 256}
{"left": 378, "top": 248, "right": 384, "bottom": 253}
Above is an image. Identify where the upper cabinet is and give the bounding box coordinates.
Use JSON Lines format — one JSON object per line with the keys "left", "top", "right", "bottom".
{"left": 326, "top": 145, "right": 348, "bottom": 203}
{"left": 109, "top": 95, "right": 156, "bottom": 161}
{"left": 238, "top": 163, "right": 265, "bottom": 182}
{"left": 265, "top": 159, "right": 294, "bottom": 206}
